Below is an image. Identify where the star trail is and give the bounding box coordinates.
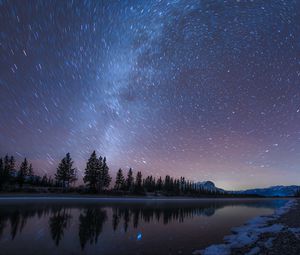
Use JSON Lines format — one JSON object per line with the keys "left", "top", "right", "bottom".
{"left": 0, "top": 0, "right": 300, "bottom": 189}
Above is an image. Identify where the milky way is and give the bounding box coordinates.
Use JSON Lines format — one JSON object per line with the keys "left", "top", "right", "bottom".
{"left": 1, "top": 0, "right": 300, "bottom": 189}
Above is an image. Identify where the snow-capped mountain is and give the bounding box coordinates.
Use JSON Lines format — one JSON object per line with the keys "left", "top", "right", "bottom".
{"left": 236, "top": 185, "right": 300, "bottom": 197}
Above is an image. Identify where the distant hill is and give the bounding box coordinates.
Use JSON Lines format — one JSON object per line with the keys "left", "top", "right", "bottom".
{"left": 233, "top": 185, "right": 300, "bottom": 197}
{"left": 191, "top": 181, "right": 299, "bottom": 197}
{"left": 195, "top": 181, "right": 225, "bottom": 193}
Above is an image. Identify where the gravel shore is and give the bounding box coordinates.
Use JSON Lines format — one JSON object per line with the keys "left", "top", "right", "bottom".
{"left": 232, "top": 198, "right": 300, "bottom": 255}
{"left": 197, "top": 199, "right": 300, "bottom": 255}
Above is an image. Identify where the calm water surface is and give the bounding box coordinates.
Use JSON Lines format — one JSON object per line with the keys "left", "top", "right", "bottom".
{"left": 0, "top": 198, "right": 287, "bottom": 255}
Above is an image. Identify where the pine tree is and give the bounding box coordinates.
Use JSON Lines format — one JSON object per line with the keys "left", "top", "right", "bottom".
{"left": 48, "top": 176, "right": 54, "bottom": 187}
{"left": 98, "top": 157, "right": 111, "bottom": 191}
{"left": 28, "top": 163, "right": 34, "bottom": 184}
{"left": 164, "top": 175, "right": 171, "bottom": 192}
{"left": 55, "top": 153, "right": 77, "bottom": 189}
{"left": 170, "top": 177, "right": 174, "bottom": 193}
{"left": 83, "top": 151, "right": 100, "bottom": 193}
{"left": 10, "top": 156, "right": 16, "bottom": 184}
{"left": 66, "top": 153, "right": 77, "bottom": 186}
{"left": 156, "top": 176, "right": 163, "bottom": 191}
{"left": 114, "top": 168, "right": 125, "bottom": 191}
{"left": 56, "top": 158, "right": 66, "bottom": 187}
{"left": 41, "top": 175, "right": 48, "bottom": 186}
{"left": 174, "top": 179, "right": 180, "bottom": 194}
{"left": 8, "top": 155, "right": 15, "bottom": 172}
{"left": 0, "top": 158, "right": 4, "bottom": 190}
{"left": 126, "top": 168, "right": 134, "bottom": 191}
{"left": 180, "top": 177, "right": 185, "bottom": 193}
{"left": 2, "top": 155, "right": 15, "bottom": 185}
{"left": 135, "top": 171, "right": 143, "bottom": 193}
{"left": 144, "top": 175, "right": 155, "bottom": 192}
{"left": 3, "top": 155, "right": 9, "bottom": 174}
{"left": 18, "top": 158, "right": 29, "bottom": 188}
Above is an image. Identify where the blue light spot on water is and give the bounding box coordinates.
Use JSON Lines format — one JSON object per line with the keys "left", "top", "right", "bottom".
{"left": 137, "top": 232, "right": 142, "bottom": 241}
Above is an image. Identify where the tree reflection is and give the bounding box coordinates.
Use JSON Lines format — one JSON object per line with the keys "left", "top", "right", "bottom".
{"left": 0, "top": 205, "right": 58, "bottom": 240}
{"left": 110, "top": 204, "right": 222, "bottom": 230}
{"left": 123, "top": 209, "right": 130, "bottom": 232}
{"left": 49, "top": 208, "right": 72, "bottom": 246}
{"left": 0, "top": 214, "right": 7, "bottom": 239}
{"left": 9, "top": 210, "right": 21, "bottom": 240}
{"left": 112, "top": 208, "right": 120, "bottom": 231}
{"left": 0, "top": 199, "right": 287, "bottom": 246}
{"left": 79, "top": 208, "right": 107, "bottom": 250}
{"left": 132, "top": 209, "right": 139, "bottom": 229}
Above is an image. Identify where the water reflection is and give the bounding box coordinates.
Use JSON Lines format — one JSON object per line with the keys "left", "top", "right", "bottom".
{"left": 0, "top": 199, "right": 287, "bottom": 254}
{"left": 49, "top": 208, "right": 72, "bottom": 246}
{"left": 79, "top": 208, "right": 107, "bottom": 249}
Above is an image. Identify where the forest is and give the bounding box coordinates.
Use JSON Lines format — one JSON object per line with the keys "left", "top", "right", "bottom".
{"left": 0, "top": 152, "right": 227, "bottom": 196}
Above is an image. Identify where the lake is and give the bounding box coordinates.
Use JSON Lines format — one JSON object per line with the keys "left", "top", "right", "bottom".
{"left": 0, "top": 197, "right": 288, "bottom": 255}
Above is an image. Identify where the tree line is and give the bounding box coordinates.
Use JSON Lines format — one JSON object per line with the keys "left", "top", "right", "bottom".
{"left": 1, "top": 152, "right": 224, "bottom": 196}
{"left": 0, "top": 155, "right": 56, "bottom": 190}
{"left": 54, "top": 151, "right": 224, "bottom": 195}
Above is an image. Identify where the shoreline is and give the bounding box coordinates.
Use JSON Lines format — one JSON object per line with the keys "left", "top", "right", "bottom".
{"left": 195, "top": 198, "right": 299, "bottom": 255}
{"left": 0, "top": 193, "right": 293, "bottom": 201}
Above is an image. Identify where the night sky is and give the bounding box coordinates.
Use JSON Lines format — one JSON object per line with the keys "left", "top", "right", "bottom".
{"left": 1, "top": 0, "right": 300, "bottom": 190}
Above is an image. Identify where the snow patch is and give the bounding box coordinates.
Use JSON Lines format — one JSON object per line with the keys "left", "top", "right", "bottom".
{"left": 288, "top": 227, "right": 300, "bottom": 239}
{"left": 245, "top": 246, "right": 260, "bottom": 255}
{"left": 193, "top": 244, "right": 230, "bottom": 255}
{"left": 274, "top": 199, "right": 296, "bottom": 217}
{"left": 223, "top": 224, "right": 283, "bottom": 250}
{"left": 264, "top": 237, "right": 275, "bottom": 249}
{"left": 195, "top": 199, "right": 297, "bottom": 255}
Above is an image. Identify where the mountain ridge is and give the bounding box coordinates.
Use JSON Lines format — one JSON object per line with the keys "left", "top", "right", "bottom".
{"left": 232, "top": 185, "right": 300, "bottom": 197}
{"left": 197, "top": 181, "right": 299, "bottom": 197}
